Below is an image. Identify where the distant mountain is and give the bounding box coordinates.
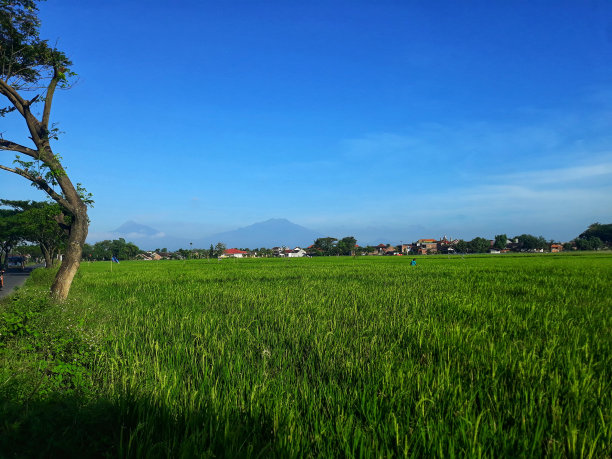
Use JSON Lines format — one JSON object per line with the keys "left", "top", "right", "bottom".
{"left": 201, "top": 218, "right": 322, "bottom": 248}
{"left": 97, "top": 220, "right": 176, "bottom": 249}
{"left": 89, "top": 218, "right": 432, "bottom": 251}
{"left": 87, "top": 221, "right": 173, "bottom": 250}
{"left": 113, "top": 221, "right": 161, "bottom": 236}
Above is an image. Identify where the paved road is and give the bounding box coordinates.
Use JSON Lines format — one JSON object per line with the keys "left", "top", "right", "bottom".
{"left": 0, "top": 266, "right": 40, "bottom": 299}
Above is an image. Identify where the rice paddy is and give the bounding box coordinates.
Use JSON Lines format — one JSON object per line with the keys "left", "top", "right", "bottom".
{"left": 1, "top": 253, "right": 611, "bottom": 457}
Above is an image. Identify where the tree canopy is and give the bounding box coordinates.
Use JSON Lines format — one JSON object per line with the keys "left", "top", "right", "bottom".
{"left": 337, "top": 236, "right": 357, "bottom": 256}
{"left": 313, "top": 237, "right": 338, "bottom": 256}
{"left": 0, "top": 199, "right": 68, "bottom": 267}
{"left": 575, "top": 237, "right": 603, "bottom": 251}
{"left": 493, "top": 234, "right": 508, "bottom": 250}
{"left": 468, "top": 237, "right": 490, "bottom": 254}
{"left": 579, "top": 223, "right": 611, "bottom": 246}
{"left": 514, "top": 234, "right": 548, "bottom": 251}
{"left": 214, "top": 242, "right": 226, "bottom": 258}
{"left": 453, "top": 239, "right": 468, "bottom": 253}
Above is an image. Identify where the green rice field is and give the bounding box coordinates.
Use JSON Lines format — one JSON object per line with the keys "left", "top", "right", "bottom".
{"left": 1, "top": 253, "right": 611, "bottom": 457}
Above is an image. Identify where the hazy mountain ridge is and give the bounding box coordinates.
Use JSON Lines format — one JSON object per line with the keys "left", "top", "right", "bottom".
{"left": 90, "top": 218, "right": 323, "bottom": 250}
{"left": 201, "top": 218, "right": 322, "bottom": 248}
{"left": 113, "top": 221, "right": 161, "bottom": 236}
{"left": 92, "top": 218, "right": 431, "bottom": 250}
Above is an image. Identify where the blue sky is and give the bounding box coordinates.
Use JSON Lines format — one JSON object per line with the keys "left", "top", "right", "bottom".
{"left": 2, "top": 0, "right": 612, "bottom": 247}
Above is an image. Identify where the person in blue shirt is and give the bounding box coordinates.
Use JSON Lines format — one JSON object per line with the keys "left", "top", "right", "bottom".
{"left": 411, "top": 258, "right": 417, "bottom": 266}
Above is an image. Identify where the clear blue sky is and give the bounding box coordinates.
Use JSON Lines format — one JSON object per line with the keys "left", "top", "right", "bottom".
{"left": 2, "top": 0, "right": 612, "bottom": 245}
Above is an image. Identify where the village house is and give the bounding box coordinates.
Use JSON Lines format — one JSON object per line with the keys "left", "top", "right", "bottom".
{"left": 550, "top": 244, "right": 563, "bottom": 253}
{"left": 398, "top": 244, "right": 415, "bottom": 254}
{"left": 437, "top": 237, "right": 459, "bottom": 254}
{"left": 506, "top": 238, "right": 520, "bottom": 251}
{"left": 223, "top": 248, "right": 248, "bottom": 258}
{"left": 374, "top": 244, "right": 387, "bottom": 255}
{"left": 416, "top": 239, "right": 437, "bottom": 254}
{"left": 142, "top": 252, "right": 163, "bottom": 260}
{"left": 285, "top": 247, "right": 307, "bottom": 257}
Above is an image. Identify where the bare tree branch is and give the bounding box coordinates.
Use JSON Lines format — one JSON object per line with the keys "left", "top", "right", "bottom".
{"left": 0, "top": 79, "right": 44, "bottom": 145}
{"left": 0, "top": 139, "right": 38, "bottom": 158}
{"left": 0, "top": 162, "right": 72, "bottom": 211}
{"left": 0, "top": 78, "right": 27, "bottom": 116}
{"left": 42, "top": 69, "right": 59, "bottom": 128}
{"left": 27, "top": 94, "right": 40, "bottom": 107}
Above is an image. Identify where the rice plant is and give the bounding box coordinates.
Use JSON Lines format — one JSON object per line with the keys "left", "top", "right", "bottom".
{"left": 1, "top": 253, "right": 611, "bottom": 457}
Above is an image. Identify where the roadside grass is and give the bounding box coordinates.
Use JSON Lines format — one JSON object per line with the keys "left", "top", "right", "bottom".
{"left": 1, "top": 253, "right": 611, "bottom": 457}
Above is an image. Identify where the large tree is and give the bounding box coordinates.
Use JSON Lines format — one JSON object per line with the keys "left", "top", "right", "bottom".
{"left": 493, "top": 234, "right": 508, "bottom": 250}
{"left": 514, "top": 234, "right": 548, "bottom": 251}
{"left": 1, "top": 199, "right": 67, "bottom": 267}
{"left": 579, "top": 223, "right": 611, "bottom": 246}
{"left": 337, "top": 236, "right": 357, "bottom": 256}
{"left": 453, "top": 239, "right": 469, "bottom": 254}
{"left": 575, "top": 236, "right": 603, "bottom": 251}
{"left": 214, "top": 242, "right": 226, "bottom": 258}
{"left": 468, "top": 237, "right": 490, "bottom": 254}
{"left": 0, "top": 0, "right": 91, "bottom": 299}
{"left": 313, "top": 237, "right": 338, "bottom": 256}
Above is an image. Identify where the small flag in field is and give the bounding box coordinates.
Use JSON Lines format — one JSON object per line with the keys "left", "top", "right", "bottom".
{"left": 111, "top": 256, "right": 120, "bottom": 264}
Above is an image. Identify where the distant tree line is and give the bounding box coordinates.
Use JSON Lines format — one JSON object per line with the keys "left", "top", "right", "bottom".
{"left": 449, "top": 234, "right": 547, "bottom": 254}
{"left": 84, "top": 222, "right": 607, "bottom": 260}
{"left": 167, "top": 223, "right": 610, "bottom": 258}
{"left": 82, "top": 238, "right": 140, "bottom": 261}
{"left": 307, "top": 237, "right": 358, "bottom": 256}
{"left": 303, "top": 223, "right": 611, "bottom": 256}
{"left": 170, "top": 242, "right": 228, "bottom": 259}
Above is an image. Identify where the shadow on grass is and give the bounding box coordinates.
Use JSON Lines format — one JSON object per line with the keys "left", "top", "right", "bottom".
{"left": 1, "top": 395, "right": 121, "bottom": 458}
{"left": 0, "top": 393, "right": 280, "bottom": 458}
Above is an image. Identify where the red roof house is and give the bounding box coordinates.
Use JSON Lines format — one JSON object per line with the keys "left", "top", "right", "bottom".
{"left": 224, "top": 248, "right": 248, "bottom": 258}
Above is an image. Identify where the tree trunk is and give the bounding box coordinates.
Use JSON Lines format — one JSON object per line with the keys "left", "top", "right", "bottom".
{"left": 40, "top": 243, "right": 53, "bottom": 269}
{"left": 1, "top": 247, "right": 10, "bottom": 268}
{"left": 50, "top": 207, "right": 88, "bottom": 301}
